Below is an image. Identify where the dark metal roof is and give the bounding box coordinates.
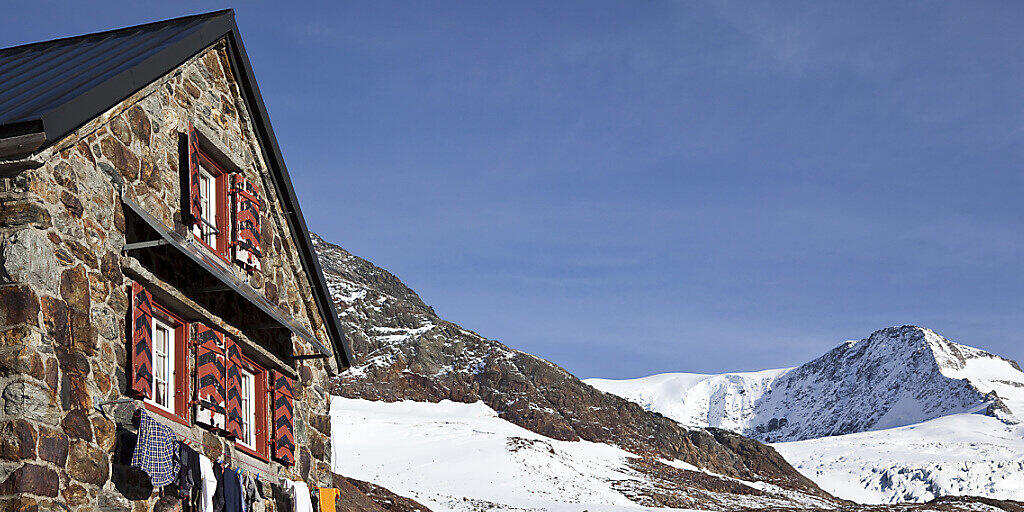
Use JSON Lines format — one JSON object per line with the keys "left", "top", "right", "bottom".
{"left": 0, "top": 10, "right": 353, "bottom": 370}
{"left": 0, "top": 10, "right": 232, "bottom": 144}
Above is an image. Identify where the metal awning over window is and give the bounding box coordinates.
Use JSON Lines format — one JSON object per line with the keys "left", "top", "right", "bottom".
{"left": 121, "top": 197, "right": 334, "bottom": 366}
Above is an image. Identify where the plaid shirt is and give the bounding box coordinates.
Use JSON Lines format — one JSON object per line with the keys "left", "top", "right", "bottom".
{"left": 131, "top": 410, "right": 181, "bottom": 487}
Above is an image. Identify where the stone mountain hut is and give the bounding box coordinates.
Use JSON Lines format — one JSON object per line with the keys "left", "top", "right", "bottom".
{"left": 0, "top": 9, "right": 353, "bottom": 511}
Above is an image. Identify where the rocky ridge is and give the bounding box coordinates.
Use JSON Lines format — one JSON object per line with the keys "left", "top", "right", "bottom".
{"left": 312, "top": 234, "right": 828, "bottom": 506}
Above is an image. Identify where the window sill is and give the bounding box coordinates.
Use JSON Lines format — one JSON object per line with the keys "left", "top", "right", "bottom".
{"left": 234, "top": 441, "right": 268, "bottom": 462}
{"left": 143, "top": 402, "right": 190, "bottom": 427}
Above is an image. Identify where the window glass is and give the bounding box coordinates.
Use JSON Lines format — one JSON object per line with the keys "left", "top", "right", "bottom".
{"left": 199, "top": 165, "right": 217, "bottom": 247}
{"left": 239, "top": 368, "right": 256, "bottom": 448}
{"left": 151, "top": 318, "right": 174, "bottom": 411}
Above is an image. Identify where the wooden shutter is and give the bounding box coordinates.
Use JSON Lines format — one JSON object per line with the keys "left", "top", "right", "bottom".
{"left": 130, "top": 283, "right": 154, "bottom": 399}
{"left": 231, "top": 173, "right": 262, "bottom": 271}
{"left": 255, "top": 370, "right": 269, "bottom": 456}
{"left": 224, "top": 337, "right": 244, "bottom": 438}
{"left": 187, "top": 122, "right": 203, "bottom": 239}
{"left": 272, "top": 372, "right": 294, "bottom": 465}
{"left": 195, "top": 323, "right": 226, "bottom": 430}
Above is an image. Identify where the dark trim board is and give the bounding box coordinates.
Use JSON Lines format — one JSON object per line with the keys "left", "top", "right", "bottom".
{"left": 0, "top": 10, "right": 352, "bottom": 369}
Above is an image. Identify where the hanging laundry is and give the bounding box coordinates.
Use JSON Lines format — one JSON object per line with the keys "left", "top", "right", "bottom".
{"left": 242, "top": 471, "right": 267, "bottom": 512}
{"left": 286, "top": 479, "right": 314, "bottom": 512}
{"left": 176, "top": 442, "right": 200, "bottom": 499}
{"left": 315, "top": 487, "right": 340, "bottom": 512}
{"left": 212, "top": 462, "right": 226, "bottom": 512}
{"left": 224, "top": 467, "right": 243, "bottom": 512}
{"left": 198, "top": 454, "right": 218, "bottom": 512}
{"left": 271, "top": 480, "right": 293, "bottom": 512}
{"left": 130, "top": 410, "right": 180, "bottom": 487}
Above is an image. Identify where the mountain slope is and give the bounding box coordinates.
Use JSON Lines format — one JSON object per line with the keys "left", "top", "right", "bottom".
{"left": 588, "top": 326, "right": 1023, "bottom": 443}
{"left": 310, "top": 234, "right": 833, "bottom": 508}
{"left": 330, "top": 397, "right": 837, "bottom": 512}
{"left": 772, "top": 413, "right": 1024, "bottom": 504}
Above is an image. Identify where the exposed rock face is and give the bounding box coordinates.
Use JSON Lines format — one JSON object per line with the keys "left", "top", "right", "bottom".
{"left": 313, "top": 234, "right": 825, "bottom": 499}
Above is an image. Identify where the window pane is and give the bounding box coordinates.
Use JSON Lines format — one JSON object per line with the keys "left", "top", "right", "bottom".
{"left": 199, "top": 167, "right": 217, "bottom": 246}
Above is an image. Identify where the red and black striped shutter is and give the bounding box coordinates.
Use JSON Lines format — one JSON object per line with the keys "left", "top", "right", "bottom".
{"left": 130, "top": 283, "right": 153, "bottom": 399}
{"left": 272, "top": 371, "right": 294, "bottom": 465}
{"left": 187, "top": 122, "right": 203, "bottom": 239}
{"left": 225, "top": 337, "right": 244, "bottom": 439}
{"left": 195, "top": 323, "right": 226, "bottom": 430}
{"left": 232, "top": 173, "right": 262, "bottom": 271}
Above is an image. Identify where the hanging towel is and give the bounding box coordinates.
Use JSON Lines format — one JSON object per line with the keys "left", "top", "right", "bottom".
{"left": 316, "top": 487, "right": 339, "bottom": 512}
{"left": 224, "top": 467, "right": 243, "bottom": 512}
{"left": 130, "top": 410, "right": 180, "bottom": 487}
{"left": 286, "top": 479, "right": 314, "bottom": 512}
{"left": 198, "top": 454, "right": 218, "bottom": 512}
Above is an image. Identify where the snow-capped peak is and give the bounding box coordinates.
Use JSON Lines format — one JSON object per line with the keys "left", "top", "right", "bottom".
{"left": 587, "top": 326, "right": 1023, "bottom": 443}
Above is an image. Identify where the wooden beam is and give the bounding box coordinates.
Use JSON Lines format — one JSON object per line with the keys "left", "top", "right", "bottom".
{"left": 0, "top": 131, "right": 45, "bottom": 158}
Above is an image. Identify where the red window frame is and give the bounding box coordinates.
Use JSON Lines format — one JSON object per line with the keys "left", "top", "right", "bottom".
{"left": 233, "top": 354, "right": 270, "bottom": 461}
{"left": 194, "top": 149, "right": 231, "bottom": 261}
{"left": 144, "top": 301, "right": 190, "bottom": 426}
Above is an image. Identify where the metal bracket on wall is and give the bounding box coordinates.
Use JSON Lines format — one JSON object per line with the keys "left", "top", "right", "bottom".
{"left": 123, "top": 239, "right": 171, "bottom": 251}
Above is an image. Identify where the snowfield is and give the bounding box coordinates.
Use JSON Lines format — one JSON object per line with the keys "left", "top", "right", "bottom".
{"left": 773, "top": 413, "right": 1024, "bottom": 504}
{"left": 586, "top": 369, "right": 789, "bottom": 433}
{"left": 330, "top": 397, "right": 705, "bottom": 512}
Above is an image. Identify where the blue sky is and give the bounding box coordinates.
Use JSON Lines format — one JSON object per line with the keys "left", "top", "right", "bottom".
{"left": 6, "top": 2, "right": 1023, "bottom": 378}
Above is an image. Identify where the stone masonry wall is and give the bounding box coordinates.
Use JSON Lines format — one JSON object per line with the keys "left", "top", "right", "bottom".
{"left": 0, "top": 40, "right": 337, "bottom": 511}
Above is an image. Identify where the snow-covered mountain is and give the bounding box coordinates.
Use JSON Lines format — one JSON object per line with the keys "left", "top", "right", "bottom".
{"left": 587, "top": 326, "right": 1024, "bottom": 504}
{"left": 587, "top": 326, "right": 1022, "bottom": 443}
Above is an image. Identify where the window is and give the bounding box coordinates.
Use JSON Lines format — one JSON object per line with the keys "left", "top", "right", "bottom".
{"left": 193, "top": 150, "right": 229, "bottom": 259}
{"left": 238, "top": 367, "right": 256, "bottom": 448}
{"left": 234, "top": 356, "right": 269, "bottom": 460}
{"left": 143, "top": 301, "right": 189, "bottom": 425}
{"left": 151, "top": 317, "right": 175, "bottom": 411}
{"left": 198, "top": 166, "right": 217, "bottom": 247}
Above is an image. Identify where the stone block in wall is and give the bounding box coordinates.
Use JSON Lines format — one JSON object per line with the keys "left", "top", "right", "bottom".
{"left": 0, "top": 200, "right": 51, "bottom": 229}
{"left": 0, "top": 463, "right": 58, "bottom": 498}
{"left": 38, "top": 426, "right": 68, "bottom": 468}
{"left": 2, "top": 381, "right": 56, "bottom": 422}
{"left": 61, "top": 409, "right": 93, "bottom": 442}
{"left": 66, "top": 440, "right": 109, "bottom": 486}
{"left": 1, "top": 230, "right": 60, "bottom": 296}
{"left": 0, "top": 419, "right": 35, "bottom": 461}
{"left": 0, "top": 285, "right": 39, "bottom": 327}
